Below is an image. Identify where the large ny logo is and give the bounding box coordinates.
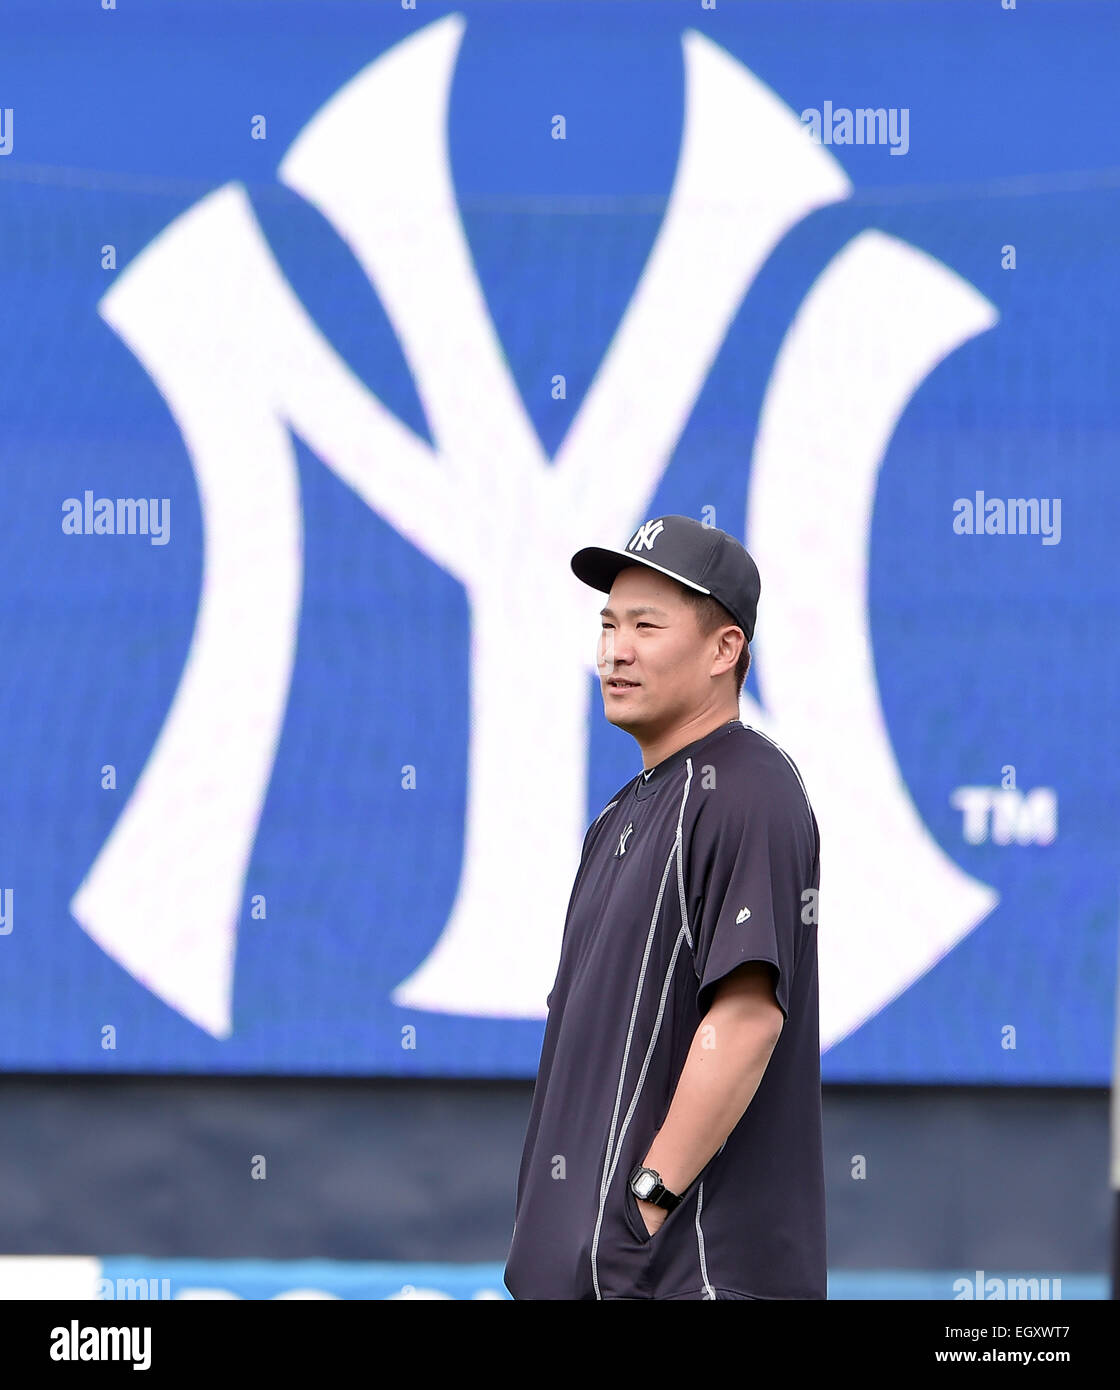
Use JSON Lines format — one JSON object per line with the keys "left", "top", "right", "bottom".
{"left": 72, "top": 17, "right": 999, "bottom": 1046}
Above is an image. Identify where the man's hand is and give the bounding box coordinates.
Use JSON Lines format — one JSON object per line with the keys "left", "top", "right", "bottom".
{"left": 636, "top": 1197, "right": 668, "bottom": 1238}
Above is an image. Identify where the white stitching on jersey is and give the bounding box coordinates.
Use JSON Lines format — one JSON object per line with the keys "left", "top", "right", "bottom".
{"left": 695, "top": 1137, "right": 730, "bottom": 1296}
{"left": 594, "top": 921, "right": 692, "bottom": 1300}
{"left": 677, "top": 759, "right": 697, "bottom": 950}
{"left": 695, "top": 1179, "right": 716, "bottom": 1299}
{"left": 608, "top": 923, "right": 690, "bottom": 1198}
{"left": 590, "top": 761, "right": 696, "bottom": 1300}
{"left": 590, "top": 840, "right": 676, "bottom": 1299}
{"left": 592, "top": 798, "right": 619, "bottom": 827}
{"left": 742, "top": 724, "right": 813, "bottom": 819}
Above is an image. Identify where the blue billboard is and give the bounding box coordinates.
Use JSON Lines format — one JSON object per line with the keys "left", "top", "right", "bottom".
{"left": 0, "top": 0, "right": 1116, "bottom": 1082}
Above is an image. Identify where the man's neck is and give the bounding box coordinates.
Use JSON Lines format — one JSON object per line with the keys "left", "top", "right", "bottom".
{"left": 638, "top": 709, "right": 740, "bottom": 774}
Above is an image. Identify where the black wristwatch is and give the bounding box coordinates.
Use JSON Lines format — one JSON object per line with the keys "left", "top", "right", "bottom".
{"left": 629, "top": 1162, "right": 682, "bottom": 1211}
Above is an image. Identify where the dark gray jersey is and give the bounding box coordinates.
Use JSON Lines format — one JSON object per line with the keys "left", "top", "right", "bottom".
{"left": 503, "top": 720, "right": 825, "bottom": 1300}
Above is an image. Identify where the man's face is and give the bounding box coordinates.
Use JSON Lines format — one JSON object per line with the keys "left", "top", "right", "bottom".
{"left": 596, "top": 564, "right": 722, "bottom": 734}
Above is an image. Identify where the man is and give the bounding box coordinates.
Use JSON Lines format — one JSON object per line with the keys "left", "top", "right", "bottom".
{"left": 503, "top": 514, "right": 825, "bottom": 1300}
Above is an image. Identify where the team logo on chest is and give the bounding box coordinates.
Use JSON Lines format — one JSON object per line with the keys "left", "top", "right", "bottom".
{"left": 614, "top": 822, "right": 635, "bottom": 858}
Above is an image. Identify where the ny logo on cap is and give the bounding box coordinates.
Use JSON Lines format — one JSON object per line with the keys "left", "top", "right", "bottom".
{"left": 628, "top": 518, "right": 664, "bottom": 552}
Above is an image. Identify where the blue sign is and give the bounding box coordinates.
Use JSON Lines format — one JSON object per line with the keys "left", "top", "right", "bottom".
{"left": 0, "top": 1, "right": 1116, "bottom": 1082}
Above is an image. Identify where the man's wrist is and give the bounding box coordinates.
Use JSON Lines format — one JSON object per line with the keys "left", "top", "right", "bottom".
{"left": 629, "top": 1162, "right": 683, "bottom": 1210}
{"left": 636, "top": 1154, "right": 688, "bottom": 1202}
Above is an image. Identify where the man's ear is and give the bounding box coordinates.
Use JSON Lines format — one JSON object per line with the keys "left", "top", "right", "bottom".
{"left": 717, "top": 626, "right": 742, "bottom": 674}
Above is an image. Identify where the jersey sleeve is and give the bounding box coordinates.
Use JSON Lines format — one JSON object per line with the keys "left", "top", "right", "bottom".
{"left": 688, "top": 761, "right": 818, "bottom": 1024}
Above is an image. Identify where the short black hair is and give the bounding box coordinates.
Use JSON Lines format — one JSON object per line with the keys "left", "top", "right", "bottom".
{"left": 677, "top": 587, "right": 751, "bottom": 694}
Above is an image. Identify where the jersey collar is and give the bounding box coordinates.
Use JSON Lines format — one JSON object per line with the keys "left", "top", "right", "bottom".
{"left": 633, "top": 719, "right": 742, "bottom": 800}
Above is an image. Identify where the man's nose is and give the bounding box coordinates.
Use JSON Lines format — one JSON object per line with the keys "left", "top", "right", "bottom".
{"left": 599, "top": 629, "right": 635, "bottom": 668}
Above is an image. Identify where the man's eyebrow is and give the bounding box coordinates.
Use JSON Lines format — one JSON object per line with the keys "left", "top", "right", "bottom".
{"left": 599, "top": 605, "right": 669, "bottom": 619}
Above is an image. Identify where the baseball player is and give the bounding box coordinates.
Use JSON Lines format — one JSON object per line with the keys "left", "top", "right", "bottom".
{"left": 503, "top": 514, "right": 825, "bottom": 1300}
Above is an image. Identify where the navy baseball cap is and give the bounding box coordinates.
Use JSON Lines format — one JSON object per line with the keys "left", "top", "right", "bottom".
{"left": 571, "top": 515, "right": 761, "bottom": 643}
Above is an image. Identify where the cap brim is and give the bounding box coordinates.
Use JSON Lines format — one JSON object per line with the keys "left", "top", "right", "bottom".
{"left": 570, "top": 546, "right": 711, "bottom": 596}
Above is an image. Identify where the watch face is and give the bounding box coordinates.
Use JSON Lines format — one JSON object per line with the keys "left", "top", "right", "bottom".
{"left": 634, "top": 1172, "right": 656, "bottom": 1199}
